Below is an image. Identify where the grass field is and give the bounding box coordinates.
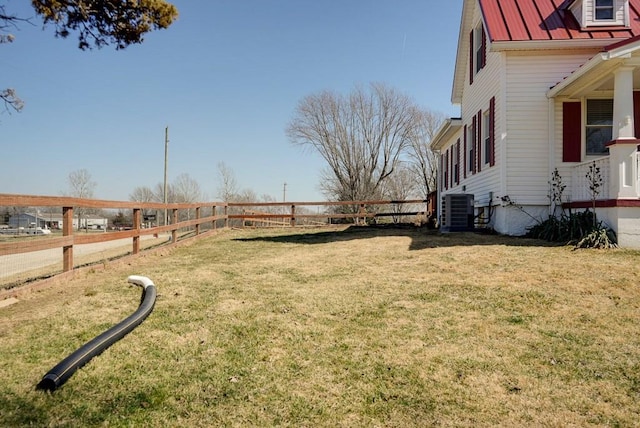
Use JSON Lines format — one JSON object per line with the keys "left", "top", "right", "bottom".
{"left": 1, "top": 226, "right": 639, "bottom": 427}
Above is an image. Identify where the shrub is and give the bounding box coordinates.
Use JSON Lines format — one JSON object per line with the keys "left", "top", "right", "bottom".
{"left": 526, "top": 210, "right": 617, "bottom": 248}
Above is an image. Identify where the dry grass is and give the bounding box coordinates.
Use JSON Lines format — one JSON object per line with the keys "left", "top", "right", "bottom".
{"left": 1, "top": 226, "right": 639, "bottom": 427}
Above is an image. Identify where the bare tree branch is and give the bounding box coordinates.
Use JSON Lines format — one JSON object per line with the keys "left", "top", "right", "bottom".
{"left": 1, "top": 89, "right": 24, "bottom": 114}
{"left": 406, "top": 109, "right": 446, "bottom": 198}
{"left": 288, "top": 83, "right": 422, "bottom": 203}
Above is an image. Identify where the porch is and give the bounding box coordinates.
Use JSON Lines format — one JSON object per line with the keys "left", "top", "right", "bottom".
{"left": 568, "top": 151, "right": 640, "bottom": 248}
{"left": 570, "top": 150, "right": 640, "bottom": 203}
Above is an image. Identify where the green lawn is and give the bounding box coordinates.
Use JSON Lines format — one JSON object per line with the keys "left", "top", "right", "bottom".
{"left": 1, "top": 226, "right": 639, "bottom": 426}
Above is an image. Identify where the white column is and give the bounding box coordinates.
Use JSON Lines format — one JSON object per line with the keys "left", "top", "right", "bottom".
{"left": 612, "top": 66, "right": 635, "bottom": 140}
{"left": 608, "top": 65, "right": 639, "bottom": 199}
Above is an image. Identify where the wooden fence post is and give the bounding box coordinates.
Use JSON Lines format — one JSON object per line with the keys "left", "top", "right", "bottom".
{"left": 133, "top": 208, "right": 141, "bottom": 254}
{"left": 290, "top": 204, "right": 296, "bottom": 227}
{"left": 212, "top": 205, "right": 217, "bottom": 230}
{"left": 62, "top": 206, "right": 74, "bottom": 272}
{"left": 172, "top": 208, "right": 178, "bottom": 242}
{"left": 195, "top": 207, "right": 201, "bottom": 235}
{"left": 224, "top": 205, "right": 229, "bottom": 228}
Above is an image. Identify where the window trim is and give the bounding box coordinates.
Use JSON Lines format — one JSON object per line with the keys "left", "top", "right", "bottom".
{"left": 585, "top": 97, "right": 613, "bottom": 157}
{"left": 483, "top": 109, "right": 491, "bottom": 166}
{"left": 469, "top": 21, "right": 486, "bottom": 84}
{"left": 473, "top": 23, "right": 486, "bottom": 75}
{"left": 454, "top": 139, "right": 461, "bottom": 185}
{"left": 594, "top": 0, "right": 615, "bottom": 21}
{"left": 468, "top": 119, "right": 476, "bottom": 174}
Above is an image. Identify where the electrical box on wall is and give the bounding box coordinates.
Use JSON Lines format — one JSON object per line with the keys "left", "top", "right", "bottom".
{"left": 441, "top": 194, "right": 475, "bottom": 232}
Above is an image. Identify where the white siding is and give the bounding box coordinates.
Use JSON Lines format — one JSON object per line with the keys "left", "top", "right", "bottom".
{"left": 451, "top": 7, "right": 502, "bottom": 209}
{"left": 505, "top": 51, "right": 595, "bottom": 205}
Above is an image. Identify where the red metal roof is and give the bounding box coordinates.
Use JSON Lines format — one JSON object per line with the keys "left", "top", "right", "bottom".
{"left": 478, "top": 0, "right": 640, "bottom": 42}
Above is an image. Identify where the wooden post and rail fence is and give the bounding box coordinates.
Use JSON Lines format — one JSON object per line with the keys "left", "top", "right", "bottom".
{"left": 0, "top": 194, "right": 428, "bottom": 292}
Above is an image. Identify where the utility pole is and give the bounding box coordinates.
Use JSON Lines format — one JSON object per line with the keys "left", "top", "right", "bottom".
{"left": 283, "top": 182, "right": 287, "bottom": 202}
{"left": 164, "top": 126, "right": 169, "bottom": 226}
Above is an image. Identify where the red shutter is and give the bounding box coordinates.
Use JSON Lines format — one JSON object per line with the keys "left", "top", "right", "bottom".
{"left": 489, "top": 97, "right": 496, "bottom": 167}
{"left": 450, "top": 146, "right": 455, "bottom": 188}
{"left": 562, "top": 102, "right": 581, "bottom": 162}
{"left": 471, "top": 116, "right": 477, "bottom": 174}
{"left": 463, "top": 125, "right": 468, "bottom": 179}
{"left": 634, "top": 91, "right": 640, "bottom": 138}
{"left": 445, "top": 149, "right": 449, "bottom": 190}
{"left": 456, "top": 139, "right": 461, "bottom": 184}
{"left": 440, "top": 153, "right": 444, "bottom": 191}
{"left": 469, "top": 30, "right": 474, "bottom": 85}
{"left": 476, "top": 110, "right": 482, "bottom": 173}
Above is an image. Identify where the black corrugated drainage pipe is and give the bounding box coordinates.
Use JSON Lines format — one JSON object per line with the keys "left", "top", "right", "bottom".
{"left": 37, "top": 275, "right": 157, "bottom": 392}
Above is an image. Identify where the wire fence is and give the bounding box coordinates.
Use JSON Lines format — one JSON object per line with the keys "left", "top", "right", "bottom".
{"left": 1, "top": 195, "right": 430, "bottom": 295}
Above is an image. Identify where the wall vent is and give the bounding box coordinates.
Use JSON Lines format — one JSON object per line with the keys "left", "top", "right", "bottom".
{"left": 441, "top": 194, "right": 474, "bottom": 232}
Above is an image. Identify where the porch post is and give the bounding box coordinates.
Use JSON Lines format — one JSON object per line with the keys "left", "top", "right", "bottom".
{"left": 612, "top": 66, "right": 635, "bottom": 140}
{"left": 608, "top": 65, "right": 640, "bottom": 199}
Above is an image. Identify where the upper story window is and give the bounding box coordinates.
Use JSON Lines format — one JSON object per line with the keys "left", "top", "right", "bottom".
{"left": 569, "top": 0, "right": 629, "bottom": 27}
{"left": 469, "top": 22, "right": 486, "bottom": 85}
{"left": 595, "top": 0, "right": 614, "bottom": 20}
{"left": 482, "top": 110, "right": 491, "bottom": 165}
{"left": 585, "top": 99, "right": 613, "bottom": 156}
{"left": 474, "top": 24, "right": 486, "bottom": 74}
{"left": 467, "top": 120, "right": 476, "bottom": 172}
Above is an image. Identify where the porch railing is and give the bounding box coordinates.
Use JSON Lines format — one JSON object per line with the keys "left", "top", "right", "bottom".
{"left": 570, "top": 156, "right": 610, "bottom": 202}
{"left": 637, "top": 152, "right": 640, "bottom": 197}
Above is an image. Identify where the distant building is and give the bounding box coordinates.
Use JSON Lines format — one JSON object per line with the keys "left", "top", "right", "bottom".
{"left": 8, "top": 212, "right": 108, "bottom": 230}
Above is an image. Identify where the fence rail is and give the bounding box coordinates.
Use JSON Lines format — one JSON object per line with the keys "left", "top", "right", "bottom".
{"left": 0, "top": 194, "right": 427, "bottom": 294}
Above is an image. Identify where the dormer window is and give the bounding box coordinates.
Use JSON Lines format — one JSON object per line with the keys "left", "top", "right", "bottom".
{"left": 595, "top": 0, "right": 614, "bottom": 20}
{"left": 569, "top": 0, "right": 629, "bottom": 28}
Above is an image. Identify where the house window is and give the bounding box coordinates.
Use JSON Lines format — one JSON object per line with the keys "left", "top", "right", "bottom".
{"left": 454, "top": 140, "right": 460, "bottom": 184}
{"left": 594, "top": 0, "right": 614, "bottom": 20}
{"left": 483, "top": 110, "right": 491, "bottom": 165}
{"left": 586, "top": 99, "right": 613, "bottom": 155}
{"left": 474, "top": 23, "right": 486, "bottom": 74}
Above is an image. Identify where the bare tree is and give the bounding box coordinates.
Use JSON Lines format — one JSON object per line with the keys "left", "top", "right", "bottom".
{"left": 153, "top": 182, "right": 174, "bottom": 203}
{"left": 380, "top": 163, "right": 420, "bottom": 223}
{"left": 149, "top": 173, "right": 202, "bottom": 220}
{"left": 1, "top": 5, "right": 25, "bottom": 114}
{"left": 382, "top": 163, "right": 418, "bottom": 201}
{"left": 129, "top": 186, "right": 157, "bottom": 224}
{"left": 215, "top": 161, "right": 240, "bottom": 202}
{"left": 1, "top": 88, "right": 24, "bottom": 114}
{"left": 67, "top": 168, "right": 96, "bottom": 230}
{"left": 67, "top": 169, "right": 96, "bottom": 199}
{"left": 407, "top": 109, "right": 446, "bottom": 198}
{"left": 129, "top": 186, "right": 156, "bottom": 203}
{"left": 173, "top": 173, "right": 202, "bottom": 204}
{"left": 287, "top": 83, "right": 423, "bottom": 204}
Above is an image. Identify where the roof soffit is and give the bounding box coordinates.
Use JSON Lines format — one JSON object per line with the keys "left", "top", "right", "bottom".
{"left": 430, "top": 118, "right": 463, "bottom": 151}
{"left": 548, "top": 39, "right": 640, "bottom": 98}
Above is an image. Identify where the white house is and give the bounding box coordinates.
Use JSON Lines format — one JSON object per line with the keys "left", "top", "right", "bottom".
{"left": 432, "top": 0, "right": 640, "bottom": 248}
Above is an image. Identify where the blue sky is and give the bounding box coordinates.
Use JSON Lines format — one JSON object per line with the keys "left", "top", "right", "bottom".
{"left": 1, "top": 0, "right": 462, "bottom": 202}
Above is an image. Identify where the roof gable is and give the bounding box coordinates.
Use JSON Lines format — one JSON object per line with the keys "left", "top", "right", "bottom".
{"left": 451, "top": 0, "right": 640, "bottom": 103}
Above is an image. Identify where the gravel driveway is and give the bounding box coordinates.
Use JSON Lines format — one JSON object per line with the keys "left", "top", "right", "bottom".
{"left": 0, "top": 234, "right": 169, "bottom": 280}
